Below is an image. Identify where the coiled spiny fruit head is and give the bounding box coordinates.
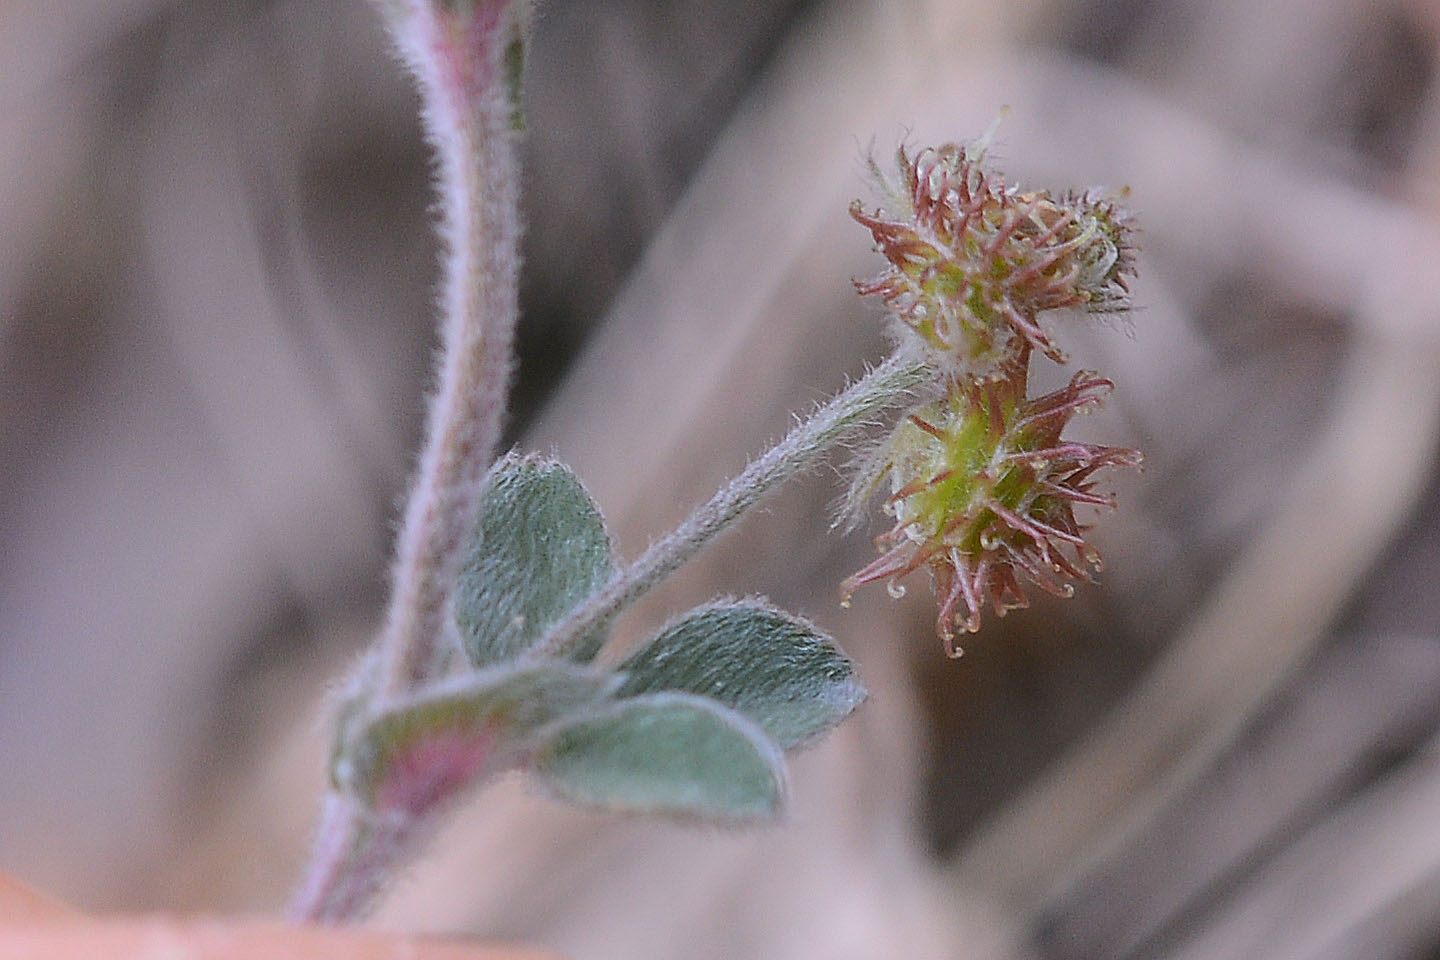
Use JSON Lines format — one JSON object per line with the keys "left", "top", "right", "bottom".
{"left": 842, "top": 368, "right": 1140, "bottom": 655}
{"left": 851, "top": 143, "right": 1135, "bottom": 380}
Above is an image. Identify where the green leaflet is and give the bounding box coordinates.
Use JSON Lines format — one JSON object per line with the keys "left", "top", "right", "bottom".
{"left": 533, "top": 692, "right": 786, "bottom": 822}
{"left": 456, "top": 453, "right": 615, "bottom": 666}
{"left": 617, "top": 600, "right": 865, "bottom": 748}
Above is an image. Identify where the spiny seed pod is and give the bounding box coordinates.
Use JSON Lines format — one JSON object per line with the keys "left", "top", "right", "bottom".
{"left": 852, "top": 143, "right": 1135, "bottom": 379}
{"left": 842, "top": 368, "right": 1140, "bottom": 656}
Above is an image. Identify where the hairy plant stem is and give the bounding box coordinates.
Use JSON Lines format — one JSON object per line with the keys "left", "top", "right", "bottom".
{"left": 374, "top": 1, "right": 527, "bottom": 699}
{"left": 289, "top": 793, "right": 414, "bottom": 925}
{"left": 292, "top": 0, "right": 525, "bottom": 925}
{"left": 531, "top": 350, "right": 932, "bottom": 663}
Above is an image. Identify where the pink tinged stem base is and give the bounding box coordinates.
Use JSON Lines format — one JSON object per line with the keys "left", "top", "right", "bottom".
{"left": 290, "top": 732, "right": 499, "bottom": 924}
{"left": 289, "top": 793, "right": 416, "bottom": 926}
{"left": 374, "top": 729, "right": 498, "bottom": 818}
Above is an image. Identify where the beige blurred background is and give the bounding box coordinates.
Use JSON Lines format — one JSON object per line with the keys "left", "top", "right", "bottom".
{"left": 5, "top": 0, "right": 1440, "bottom": 957}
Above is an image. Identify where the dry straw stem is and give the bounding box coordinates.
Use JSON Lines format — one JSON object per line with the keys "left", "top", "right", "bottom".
{"left": 0, "top": 919, "right": 553, "bottom": 960}
{"left": 0, "top": 874, "right": 75, "bottom": 923}
{"left": 1036, "top": 630, "right": 1440, "bottom": 959}
{"left": 1167, "top": 730, "right": 1440, "bottom": 960}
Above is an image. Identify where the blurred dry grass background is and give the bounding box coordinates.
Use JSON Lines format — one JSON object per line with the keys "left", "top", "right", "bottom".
{"left": 5, "top": 0, "right": 1440, "bottom": 957}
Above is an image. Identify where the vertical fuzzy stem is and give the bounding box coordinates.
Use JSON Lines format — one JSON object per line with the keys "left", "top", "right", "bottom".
{"left": 292, "top": 0, "right": 526, "bottom": 925}
{"left": 376, "top": 0, "right": 528, "bottom": 697}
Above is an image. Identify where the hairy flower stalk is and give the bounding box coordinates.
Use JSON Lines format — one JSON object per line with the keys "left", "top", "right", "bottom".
{"left": 531, "top": 351, "right": 931, "bottom": 663}
{"left": 845, "top": 140, "right": 1141, "bottom": 653}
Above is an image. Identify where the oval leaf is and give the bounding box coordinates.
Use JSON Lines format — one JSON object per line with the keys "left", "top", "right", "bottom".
{"left": 616, "top": 600, "right": 865, "bottom": 748}
{"left": 533, "top": 692, "right": 786, "bottom": 822}
{"left": 456, "top": 453, "right": 615, "bottom": 666}
{"left": 337, "top": 662, "right": 618, "bottom": 817}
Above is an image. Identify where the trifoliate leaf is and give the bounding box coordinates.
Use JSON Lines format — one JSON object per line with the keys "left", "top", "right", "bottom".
{"left": 456, "top": 453, "right": 615, "bottom": 666}
{"left": 533, "top": 692, "right": 786, "bottom": 822}
{"left": 616, "top": 600, "right": 865, "bottom": 748}
{"left": 337, "top": 662, "right": 618, "bottom": 816}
